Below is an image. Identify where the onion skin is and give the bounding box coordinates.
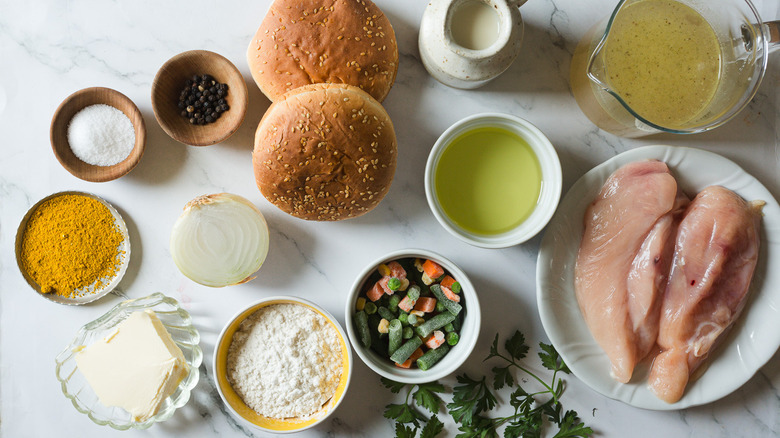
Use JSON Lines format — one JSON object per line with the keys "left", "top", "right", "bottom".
{"left": 171, "top": 193, "right": 270, "bottom": 287}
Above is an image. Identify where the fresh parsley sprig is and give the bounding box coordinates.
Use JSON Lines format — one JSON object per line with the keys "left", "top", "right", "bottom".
{"left": 448, "top": 331, "right": 593, "bottom": 438}
{"left": 381, "top": 331, "right": 593, "bottom": 438}
{"left": 382, "top": 378, "right": 446, "bottom": 438}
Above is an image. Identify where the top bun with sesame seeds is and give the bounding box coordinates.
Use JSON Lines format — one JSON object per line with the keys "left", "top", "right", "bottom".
{"left": 247, "top": 0, "right": 398, "bottom": 103}
{"left": 253, "top": 83, "right": 397, "bottom": 221}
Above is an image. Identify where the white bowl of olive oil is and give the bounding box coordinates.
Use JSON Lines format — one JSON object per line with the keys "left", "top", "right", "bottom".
{"left": 425, "top": 113, "right": 562, "bottom": 248}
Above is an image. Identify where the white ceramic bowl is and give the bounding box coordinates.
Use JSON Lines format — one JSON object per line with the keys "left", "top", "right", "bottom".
{"left": 425, "top": 113, "right": 562, "bottom": 248}
{"left": 344, "top": 248, "right": 481, "bottom": 384}
{"left": 213, "top": 296, "right": 353, "bottom": 434}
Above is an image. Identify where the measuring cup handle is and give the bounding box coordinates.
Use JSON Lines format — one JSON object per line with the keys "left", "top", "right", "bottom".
{"left": 766, "top": 21, "right": 780, "bottom": 53}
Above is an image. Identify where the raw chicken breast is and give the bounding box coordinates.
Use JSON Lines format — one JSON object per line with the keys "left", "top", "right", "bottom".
{"left": 575, "top": 160, "right": 688, "bottom": 383}
{"left": 648, "top": 186, "right": 764, "bottom": 403}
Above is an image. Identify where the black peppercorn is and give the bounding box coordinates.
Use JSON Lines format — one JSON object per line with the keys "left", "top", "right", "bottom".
{"left": 177, "top": 73, "right": 229, "bottom": 125}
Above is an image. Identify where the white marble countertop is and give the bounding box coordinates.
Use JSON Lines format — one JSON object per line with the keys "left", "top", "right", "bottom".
{"left": 1, "top": 0, "right": 779, "bottom": 436}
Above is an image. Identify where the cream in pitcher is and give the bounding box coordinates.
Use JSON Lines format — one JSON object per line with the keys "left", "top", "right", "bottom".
{"left": 571, "top": 0, "right": 780, "bottom": 137}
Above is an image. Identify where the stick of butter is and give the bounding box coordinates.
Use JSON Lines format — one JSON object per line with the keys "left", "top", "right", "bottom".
{"left": 75, "top": 309, "right": 188, "bottom": 422}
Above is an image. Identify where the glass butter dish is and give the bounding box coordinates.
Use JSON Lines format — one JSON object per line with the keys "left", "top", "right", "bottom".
{"left": 55, "top": 293, "right": 202, "bottom": 430}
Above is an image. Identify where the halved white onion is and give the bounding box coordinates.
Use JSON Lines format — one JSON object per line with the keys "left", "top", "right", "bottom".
{"left": 171, "top": 193, "right": 269, "bottom": 287}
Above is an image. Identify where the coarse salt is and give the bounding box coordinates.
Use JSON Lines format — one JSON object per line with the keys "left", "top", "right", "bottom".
{"left": 227, "top": 303, "right": 343, "bottom": 419}
{"left": 67, "top": 104, "right": 135, "bottom": 166}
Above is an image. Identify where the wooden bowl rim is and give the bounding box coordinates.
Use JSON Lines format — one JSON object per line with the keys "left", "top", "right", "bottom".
{"left": 49, "top": 86, "right": 147, "bottom": 182}
{"left": 151, "top": 49, "right": 248, "bottom": 146}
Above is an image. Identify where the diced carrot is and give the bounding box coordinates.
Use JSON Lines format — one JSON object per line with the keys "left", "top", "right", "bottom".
{"left": 366, "top": 282, "right": 384, "bottom": 302}
{"left": 378, "top": 276, "right": 395, "bottom": 295}
{"left": 396, "top": 347, "right": 424, "bottom": 369}
{"left": 440, "top": 275, "right": 457, "bottom": 289}
{"left": 413, "top": 297, "right": 437, "bottom": 313}
{"left": 422, "top": 259, "right": 444, "bottom": 280}
{"left": 424, "top": 331, "right": 446, "bottom": 349}
{"left": 398, "top": 295, "right": 416, "bottom": 312}
{"left": 441, "top": 285, "right": 461, "bottom": 303}
{"left": 387, "top": 261, "right": 407, "bottom": 280}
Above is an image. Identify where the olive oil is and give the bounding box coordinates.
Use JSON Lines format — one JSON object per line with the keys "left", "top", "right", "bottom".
{"left": 435, "top": 127, "right": 542, "bottom": 235}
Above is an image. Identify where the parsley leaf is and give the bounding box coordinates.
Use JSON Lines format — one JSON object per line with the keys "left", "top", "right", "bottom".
{"left": 448, "top": 374, "right": 497, "bottom": 426}
{"left": 385, "top": 402, "right": 423, "bottom": 425}
{"left": 396, "top": 422, "right": 418, "bottom": 438}
{"left": 538, "top": 342, "right": 570, "bottom": 374}
{"left": 456, "top": 415, "right": 498, "bottom": 438}
{"left": 382, "top": 377, "right": 409, "bottom": 394}
{"left": 420, "top": 415, "right": 445, "bottom": 438}
{"left": 486, "top": 333, "right": 501, "bottom": 360}
{"left": 505, "top": 331, "right": 529, "bottom": 362}
{"left": 492, "top": 365, "right": 514, "bottom": 390}
{"left": 553, "top": 411, "right": 594, "bottom": 438}
{"left": 414, "top": 382, "right": 445, "bottom": 415}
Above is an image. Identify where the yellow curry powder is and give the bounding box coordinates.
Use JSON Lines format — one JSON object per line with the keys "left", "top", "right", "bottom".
{"left": 20, "top": 194, "right": 124, "bottom": 298}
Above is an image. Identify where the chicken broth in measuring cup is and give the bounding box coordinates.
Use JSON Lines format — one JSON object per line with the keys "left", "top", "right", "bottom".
{"left": 570, "top": 0, "right": 774, "bottom": 137}
{"left": 602, "top": 0, "right": 721, "bottom": 129}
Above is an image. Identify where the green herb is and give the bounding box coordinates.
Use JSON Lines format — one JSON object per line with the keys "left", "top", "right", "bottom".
{"left": 448, "top": 331, "right": 593, "bottom": 438}
{"left": 381, "top": 331, "right": 593, "bottom": 438}
{"left": 382, "top": 378, "right": 446, "bottom": 438}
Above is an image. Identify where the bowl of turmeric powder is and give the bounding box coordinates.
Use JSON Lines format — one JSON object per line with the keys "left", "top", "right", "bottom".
{"left": 15, "top": 191, "right": 131, "bottom": 305}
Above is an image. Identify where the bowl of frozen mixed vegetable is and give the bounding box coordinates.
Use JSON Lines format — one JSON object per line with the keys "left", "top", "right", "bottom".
{"left": 345, "top": 249, "right": 481, "bottom": 383}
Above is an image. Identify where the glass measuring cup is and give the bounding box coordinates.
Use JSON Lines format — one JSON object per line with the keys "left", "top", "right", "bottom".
{"left": 571, "top": 0, "right": 779, "bottom": 137}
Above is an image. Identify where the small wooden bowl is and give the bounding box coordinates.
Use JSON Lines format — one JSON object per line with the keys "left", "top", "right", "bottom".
{"left": 152, "top": 50, "right": 248, "bottom": 146}
{"left": 50, "top": 87, "right": 146, "bottom": 182}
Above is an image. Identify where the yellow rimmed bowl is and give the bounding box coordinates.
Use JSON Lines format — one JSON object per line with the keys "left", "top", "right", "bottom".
{"left": 15, "top": 191, "right": 130, "bottom": 305}
{"left": 213, "top": 296, "right": 353, "bottom": 433}
{"left": 54, "top": 293, "right": 202, "bottom": 430}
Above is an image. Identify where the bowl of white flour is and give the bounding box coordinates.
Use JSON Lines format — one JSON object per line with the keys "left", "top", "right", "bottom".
{"left": 213, "top": 296, "right": 352, "bottom": 433}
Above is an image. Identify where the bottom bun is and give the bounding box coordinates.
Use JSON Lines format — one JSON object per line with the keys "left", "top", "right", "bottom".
{"left": 253, "top": 84, "right": 397, "bottom": 221}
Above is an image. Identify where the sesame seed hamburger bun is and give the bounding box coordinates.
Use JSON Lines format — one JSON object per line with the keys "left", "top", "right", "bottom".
{"left": 253, "top": 83, "right": 397, "bottom": 221}
{"left": 247, "top": 0, "right": 398, "bottom": 102}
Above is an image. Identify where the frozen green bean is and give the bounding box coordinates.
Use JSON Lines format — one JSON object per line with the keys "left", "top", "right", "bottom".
{"left": 388, "top": 294, "right": 401, "bottom": 312}
{"left": 430, "top": 284, "right": 462, "bottom": 315}
{"left": 388, "top": 319, "right": 403, "bottom": 355}
{"left": 417, "top": 344, "right": 450, "bottom": 371}
{"left": 378, "top": 306, "right": 395, "bottom": 321}
{"left": 354, "top": 310, "right": 371, "bottom": 349}
{"left": 415, "top": 311, "right": 457, "bottom": 339}
{"left": 390, "top": 336, "right": 423, "bottom": 364}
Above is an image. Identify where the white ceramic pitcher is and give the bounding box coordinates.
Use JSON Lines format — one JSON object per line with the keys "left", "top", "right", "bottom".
{"left": 419, "top": 0, "right": 528, "bottom": 89}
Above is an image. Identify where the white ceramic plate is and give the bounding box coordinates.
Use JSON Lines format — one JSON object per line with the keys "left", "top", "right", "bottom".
{"left": 536, "top": 145, "right": 780, "bottom": 410}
